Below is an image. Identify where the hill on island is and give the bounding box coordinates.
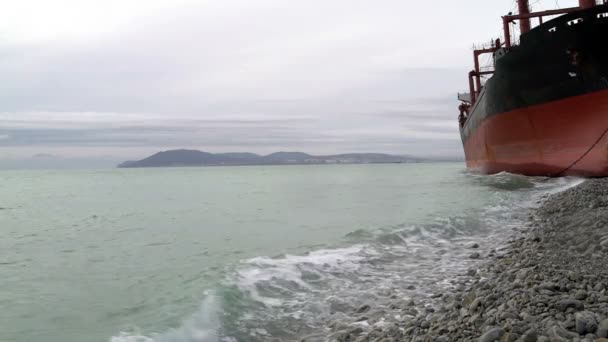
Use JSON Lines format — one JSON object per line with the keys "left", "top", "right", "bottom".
{"left": 117, "top": 149, "right": 423, "bottom": 168}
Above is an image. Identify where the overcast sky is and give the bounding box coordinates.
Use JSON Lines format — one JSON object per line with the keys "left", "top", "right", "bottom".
{"left": 0, "top": 0, "right": 580, "bottom": 167}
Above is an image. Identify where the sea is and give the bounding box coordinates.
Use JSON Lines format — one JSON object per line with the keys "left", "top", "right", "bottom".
{"left": 0, "top": 163, "right": 582, "bottom": 342}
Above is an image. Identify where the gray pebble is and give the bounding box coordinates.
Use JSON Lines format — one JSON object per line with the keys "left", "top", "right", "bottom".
{"left": 469, "top": 252, "right": 481, "bottom": 259}
{"left": 356, "top": 304, "right": 371, "bottom": 313}
{"left": 597, "top": 318, "right": 608, "bottom": 337}
{"left": 520, "top": 329, "right": 537, "bottom": 342}
{"left": 575, "top": 311, "right": 598, "bottom": 334}
{"left": 556, "top": 298, "right": 584, "bottom": 312}
{"left": 478, "top": 327, "right": 504, "bottom": 342}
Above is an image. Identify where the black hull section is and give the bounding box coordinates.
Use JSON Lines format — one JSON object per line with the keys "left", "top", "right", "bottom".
{"left": 462, "top": 5, "right": 608, "bottom": 143}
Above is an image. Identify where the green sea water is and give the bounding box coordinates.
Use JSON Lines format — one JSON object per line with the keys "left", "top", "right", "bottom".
{"left": 0, "top": 163, "right": 579, "bottom": 342}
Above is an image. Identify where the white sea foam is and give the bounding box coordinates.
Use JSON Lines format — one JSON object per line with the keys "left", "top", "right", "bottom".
{"left": 541, "top": 176, "right": 585, "bottom": 194}
{"left": 110, "top": 333, "right": 154, "bottom": 342}
{"left": 235, "top": 245, "right": 370, "bottom": 307}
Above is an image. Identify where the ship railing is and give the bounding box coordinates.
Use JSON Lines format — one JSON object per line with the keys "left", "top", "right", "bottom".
{"left": 472, "top": 40, "right": 501, "bottom": 51}
{"left": 457, "top": 93, "right": 472, "bottom": 103}
{"left": 467, "top": 38, "right": 501, "bottom": 105}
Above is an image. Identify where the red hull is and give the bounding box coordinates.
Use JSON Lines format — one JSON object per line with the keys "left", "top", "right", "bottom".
{"left": 464, "top": 90, "right": 608, "bottom": 177}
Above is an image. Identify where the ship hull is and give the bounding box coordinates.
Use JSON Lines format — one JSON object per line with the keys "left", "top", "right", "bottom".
{"left": 460, "top": 4, "right": 608, "bottom": 177}
{"left": 464, "top": 89, "right": 608, "bottom": 177}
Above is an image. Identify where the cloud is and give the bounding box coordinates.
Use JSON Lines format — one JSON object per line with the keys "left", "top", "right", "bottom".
{"left": 4, "top": 0, "right": 528, "bottom": 164}
{"left": 32, "top": 153, "right": 59, "bottom": 159}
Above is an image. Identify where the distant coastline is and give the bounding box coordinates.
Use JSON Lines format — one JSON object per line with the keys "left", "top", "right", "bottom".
{"left": 117, "top": 149, "right": 459, "bottom": 168}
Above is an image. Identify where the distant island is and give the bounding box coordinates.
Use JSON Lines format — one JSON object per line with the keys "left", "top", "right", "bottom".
{"left": 117, "top": 149, "right": 428, "bottom": 168}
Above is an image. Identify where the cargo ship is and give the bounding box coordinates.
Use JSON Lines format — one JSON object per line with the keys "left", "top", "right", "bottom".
{"left": 459, "top": 0, "right": 608, "bottom": 176}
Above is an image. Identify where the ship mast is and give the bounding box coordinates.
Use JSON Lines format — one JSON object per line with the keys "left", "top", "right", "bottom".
{"left": 579, "top": 0, "right": 597, "bottom": 9}
{"left": 517, "top": 0, "right": 531, "bottom": 34}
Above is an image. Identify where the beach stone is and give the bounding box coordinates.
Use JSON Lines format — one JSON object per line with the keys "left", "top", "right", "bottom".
{"left": 478, "top": 327, "right": 504, "bottom": 342}
{"left": 499, "top": 310, "right": 520, "bottom": 320}
{"left": 556, "top": 299, "right": 585, "bottom": 312}
{"left": 500, "top": 332, "right": 516, "bottom": 342}
{"left": 597, "top": 318, "right": 608, "bottom": 337}
{"left": 563, "top": 318, "right": 576, "bottom": 330}
{"left": 404, "top": 308, "right": 418, "bottom": 316}
{"left": 511, "top": 322, "right": 530, "bottom": 335}
{"left": 470, "top": 298, "right": 483, "bottom": 312}
{"left": 470, "top": 252, "right": 481, "bottom": 259}
{"left": 576, "top": 290, "right": 589, "bottom": 300}
{"left": 576, "top": 311, "right": 598, "bottom": 334}
{"left": 519, "top": 329, "right": 537, "bottom": 342}
{"left": 568, "top": 271, "right": 581, "bottom": 281}
{"left": 299, "top": 334, "right": 326, "bottom": 342}
{"left": 347, "top": 327, "right": 364, "bottom": 335}
{"left": 539, "top": 282, "right": 558, "bottom": 291}
{"left": 546, "top": 325, "right": 578, "bottom": 341}
{"left": 356, "top": 304, "right": 371, "bottom": 313}
{"left": 516, "top": 269, "right": 529, "bottom": 280}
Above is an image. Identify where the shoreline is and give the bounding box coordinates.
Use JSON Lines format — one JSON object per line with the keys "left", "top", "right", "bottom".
{"left": 319, "top": 178, "right": 608, "bottom": 342}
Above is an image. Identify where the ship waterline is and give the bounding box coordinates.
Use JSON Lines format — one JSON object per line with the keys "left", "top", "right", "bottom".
{"left": 464, "top": 89, "right": 608, "bottom": 177}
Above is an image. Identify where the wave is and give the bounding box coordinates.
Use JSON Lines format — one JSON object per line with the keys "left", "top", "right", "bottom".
{"left": 111, "top": 294, "right": 224, "bottom": 342}
{"left": 465, "top": 170, "right": 583, "bottom": 193}
{"left": 467, "top": 171, "right": 539, "bottom": 191}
